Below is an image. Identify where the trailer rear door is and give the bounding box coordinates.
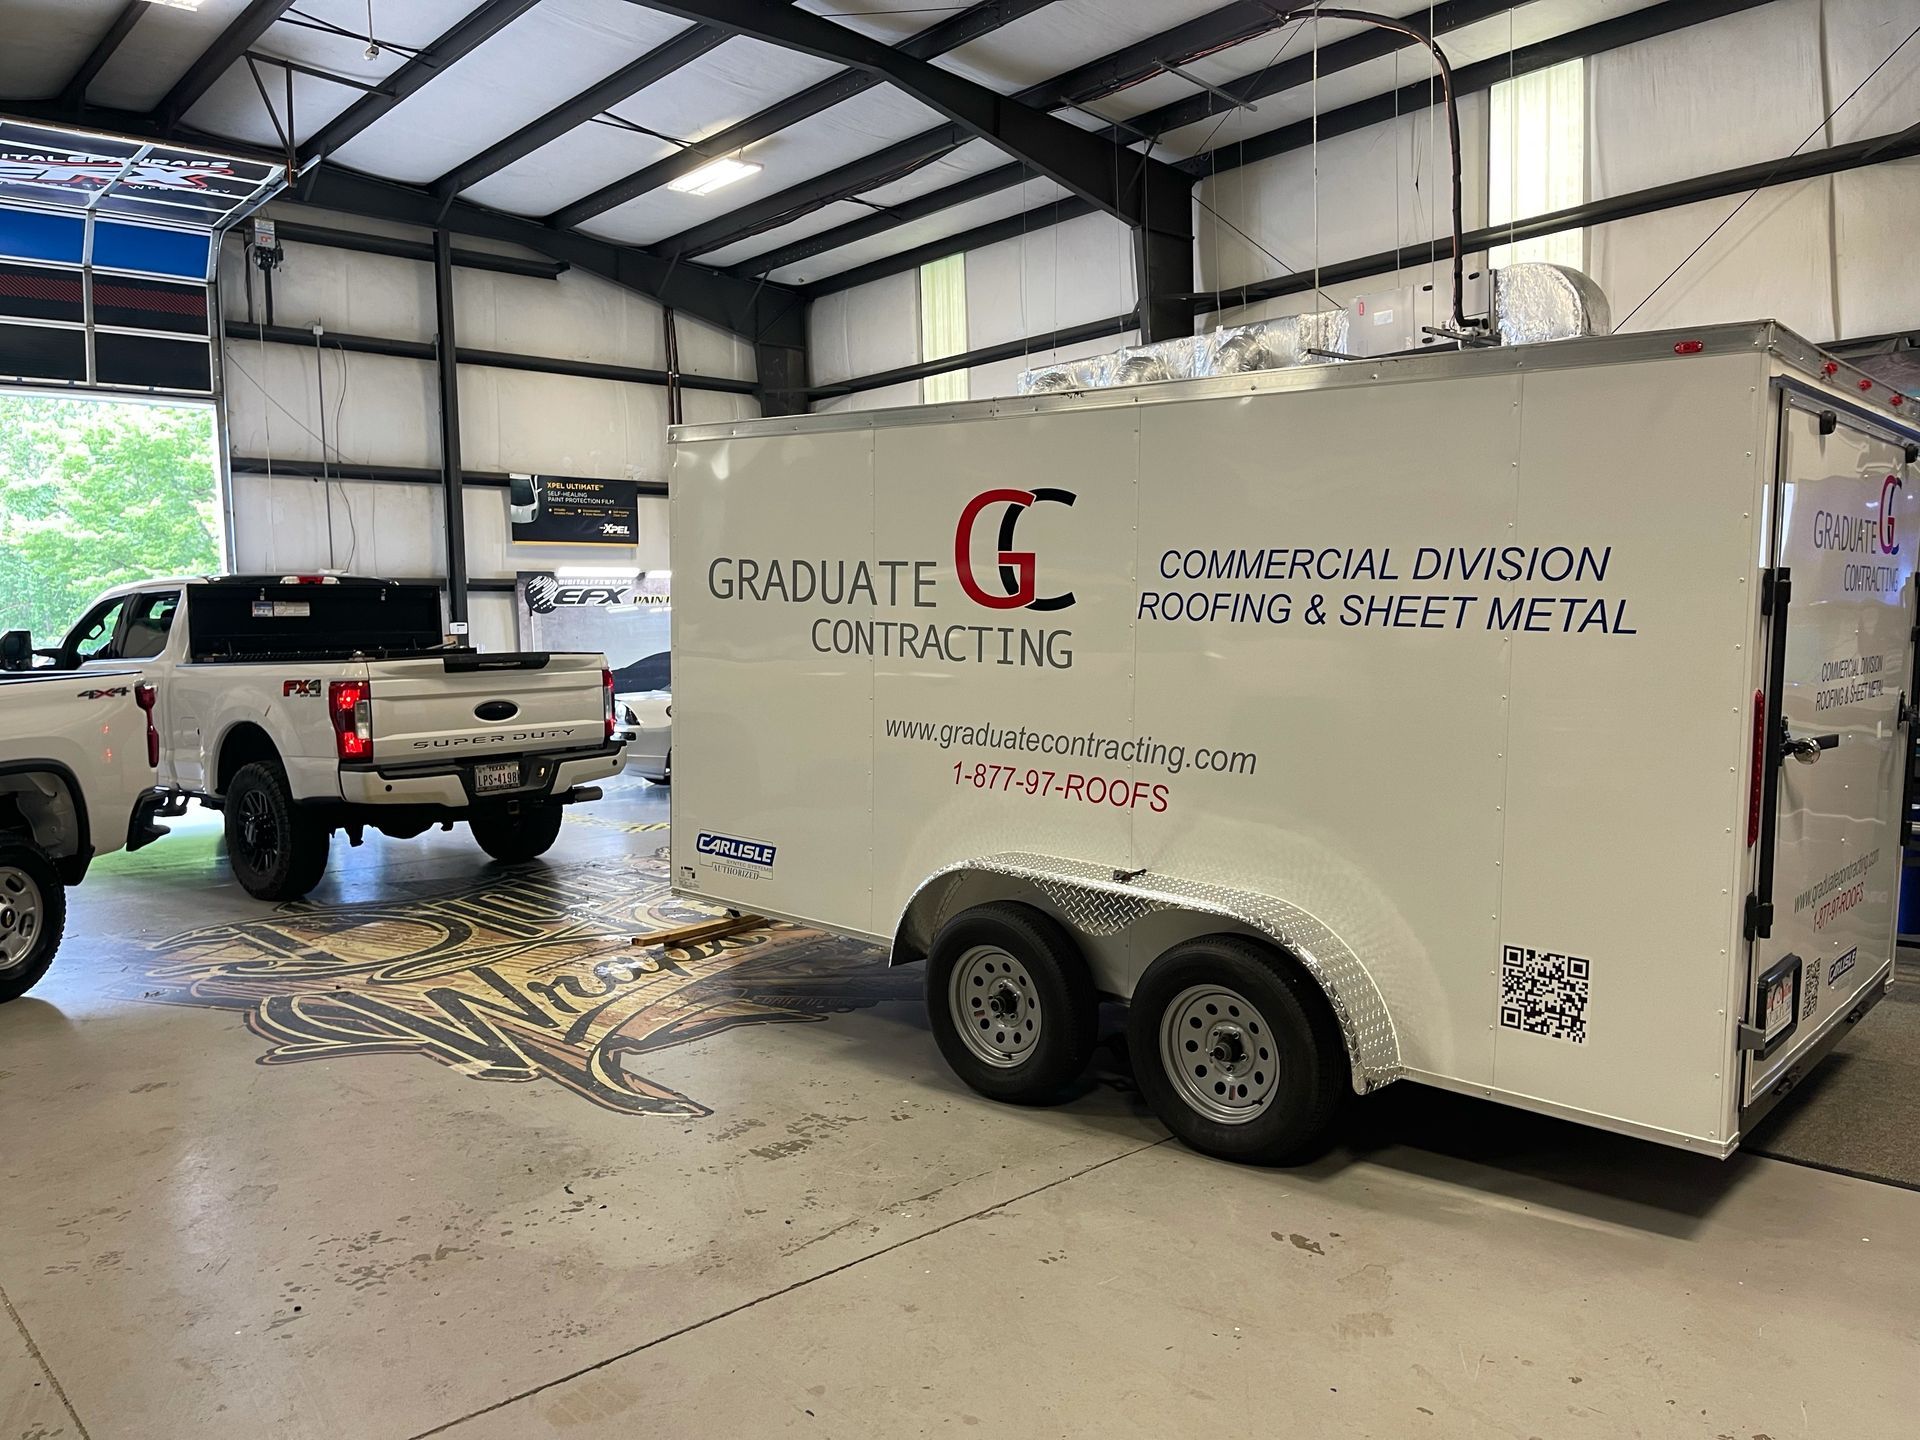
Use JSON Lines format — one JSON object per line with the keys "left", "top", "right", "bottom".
{"left": 1745, "top": 392, "right": 1918, "bottom": 1106}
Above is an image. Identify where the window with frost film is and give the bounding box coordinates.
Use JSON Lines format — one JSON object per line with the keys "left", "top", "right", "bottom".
{"left": 919, "top": 254, "right": 969, "bottom": 404}
{"left": 1489, "top": 58, "right": 1585, "bottom": 269}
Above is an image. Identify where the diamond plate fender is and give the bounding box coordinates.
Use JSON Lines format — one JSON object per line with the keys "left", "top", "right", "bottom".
{"left": 891, "top": 851, "right": 1401, "bottom": 1094}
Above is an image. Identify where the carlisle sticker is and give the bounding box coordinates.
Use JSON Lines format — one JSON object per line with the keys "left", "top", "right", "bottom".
{"left": 1829, "top": 947, "right": 1858, "bottom": 986}
{"left": 696, "top": 831, "right": 777, "bottom": 879}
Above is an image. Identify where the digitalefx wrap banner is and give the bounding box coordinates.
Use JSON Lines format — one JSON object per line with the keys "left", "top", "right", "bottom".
{"left": 508, "top": 474, "right": 639, "bottom": 546}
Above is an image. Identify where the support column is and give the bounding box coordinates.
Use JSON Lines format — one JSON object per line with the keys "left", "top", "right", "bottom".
{"left": 1135, "top": 171, "right": 1197, "bottom": 343}
{"left": 432, "top": 228, "right": 470, "bottom": 625}
{"left": 755, "top": 340, "right": 810, "bottom": 418}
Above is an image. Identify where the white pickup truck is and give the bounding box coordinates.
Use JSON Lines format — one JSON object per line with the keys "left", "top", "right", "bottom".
{"left": 0, "top": 652, "right": 169, "bottom": 1001}
{"left": 31, "top": 574, "right": 624, "bottom": 901}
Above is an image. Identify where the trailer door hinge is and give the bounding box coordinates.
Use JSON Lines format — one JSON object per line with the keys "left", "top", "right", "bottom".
{"left": 1759, "top": 568, "right": 1791, "bottom": 617}
{"left": 1744, "top": 893, "right": 1773, "bottom": 940}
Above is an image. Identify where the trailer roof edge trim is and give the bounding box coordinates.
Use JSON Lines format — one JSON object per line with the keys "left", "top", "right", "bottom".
{"left": 668, "top": 323, "right": 1920, "bottom": 447}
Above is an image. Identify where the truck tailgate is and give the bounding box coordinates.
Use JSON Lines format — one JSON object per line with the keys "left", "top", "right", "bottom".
{"left": 365, "top": 653, "right": 606, "bottom": 764}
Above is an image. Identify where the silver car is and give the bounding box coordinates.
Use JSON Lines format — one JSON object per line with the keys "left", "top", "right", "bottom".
{"left": 618, "top": 691, "right": 670, "bottom": 783}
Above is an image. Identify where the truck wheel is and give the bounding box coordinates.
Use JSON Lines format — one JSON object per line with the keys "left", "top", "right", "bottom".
{"left": 926, "top": 902, "right": 1097, "bottom": 1105}
{"left": 1128, "top": 935, "right": 1348, "bottom": 1165}
{"left": 469, "top": 802, "right": 563, "bottom": 863}
{"left": 225, "top": 762, "right": 330, "bottom": 901}
{"left": 0, "top": 839, "right": 64, "bottom": 1004}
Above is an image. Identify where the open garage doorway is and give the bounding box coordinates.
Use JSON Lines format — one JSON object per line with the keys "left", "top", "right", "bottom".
{"left": 0, "top": 392, "right": 222, "bottom": 641}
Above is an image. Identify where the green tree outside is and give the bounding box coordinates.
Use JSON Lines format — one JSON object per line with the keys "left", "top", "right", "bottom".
{"left": 0, "top": 396, "right": 221, "bottom": 641}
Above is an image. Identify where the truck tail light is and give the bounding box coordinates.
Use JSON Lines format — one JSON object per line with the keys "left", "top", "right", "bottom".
{"left": 1747, "top": 688, "right": 1766, "bottom": 847}
{"left": 329, "top": 679, "right": 372, "bottom": 760}
{"left": 602, "top": 667, "right": 616, "bottom": 741}
{"left": 135, "top": 682, "right": 159, "bottom": 768}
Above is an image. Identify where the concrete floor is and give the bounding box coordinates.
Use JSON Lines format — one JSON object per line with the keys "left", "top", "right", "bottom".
{"left": 3, "top": 774, "right": 1918, "bottom": 1439}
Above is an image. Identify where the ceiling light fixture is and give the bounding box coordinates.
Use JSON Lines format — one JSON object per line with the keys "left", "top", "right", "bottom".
{"left": 667, "top": 157, "right": 762, "bottom": 196}
{"left": 146, "top": 0, "right": 208, "bottom": 10}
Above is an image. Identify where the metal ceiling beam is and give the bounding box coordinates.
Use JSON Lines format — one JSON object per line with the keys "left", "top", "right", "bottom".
{"left": 725, "top": 158, "right": 1028, "bottom": 277}
{"left": 550, "top": 0, "right": 1059, "bottom": 228}
{"left": 61, "top": 0, "right": 146, "bottom": 108}
{"left": 294, "top": 166, "right": 806, "bottom": 348}
{"left": 0, "top": 87, "right": 802, "bottom": 348}
{"left": 714, "top": 0, "right": 1448, "bottom": 275}
{"left": 617, "top": 0, "right": 1192, "bottom": 239}
{"left": 299, "top": 0, "right": 542, "bottom": 167}
{"left": 1185, "top": 120, "right": 1920, "bottom": 313}
{"left": 808, "top": 311, "right": 1137, "bottom": 398}
{"left": 806, "top": 196, "right": 1099, "bottom": 296}
{"left": 159, "top": 0, "right": 297, "bottom": 129}
{"left": 786, "top": 0, "right": 1778, "bottom": 290}
{"left": 432, "top": 23, "right": 730, "bottom": 199}
{"left": 1182, "top": 0, "right": 1779, "bottom": 177}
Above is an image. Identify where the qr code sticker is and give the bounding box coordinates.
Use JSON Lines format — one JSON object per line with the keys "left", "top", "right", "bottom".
{"left": 1499, "top": 946, "right": 1590, "bottom": 1044}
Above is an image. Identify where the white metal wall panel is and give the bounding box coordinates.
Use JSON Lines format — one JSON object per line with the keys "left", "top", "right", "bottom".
{"left": 808, "top": 270, "right": 918, "bottom": 386}
{"left": 219, "top": 235, "right": 436, "bottom": 343}
{"left": 812, "top": 380, "right": 921, "bottom": 414}
{"left": 963, "top": 212, "right": 1136, "bottom": 352}
{"left": 225, "top": 344, "right": 440, "bottom": 470}
{"left": 231, "top": 475, "right": 445, "bottom": 580}
{"left": 1589, "top": 0, "right": 1823, "bottom": 198}
{"left": 454, "top": 266, "right": 667, "bottom": 370}
{"left": 1831, "top": 157, "right": 1920, "bottom": 339}
{"left": 673, "top": 312, "right": 758, "bottom": 382}
{"left": 1824, "top": 0, "right": 1920, "bottom": 143}
{"left": 1194, "top": 96, "right": 1490, "bottom": 298}
{"left": 1587, "top": 180, "right": 1837, "bottom": 340}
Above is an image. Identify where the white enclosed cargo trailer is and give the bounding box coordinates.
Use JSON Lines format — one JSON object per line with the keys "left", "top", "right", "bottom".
{"left": 669, "top": 322, "right": 1920, "bottom": 1163}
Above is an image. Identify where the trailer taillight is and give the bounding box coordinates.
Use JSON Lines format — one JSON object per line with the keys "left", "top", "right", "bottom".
{"left": 1747, "top": 688, "right": 1766, "bottom": 847}
{"left": 329, "top": 679, "right": 372, "bottom": 760}
{"left": 135, "top": 681, "right": 159, "bottom": 768}
{"left": 1673, "top": 340, "right": 1704, "bottom": 355}
{"left": 602, "top": 667, "right": 616, "bottom": 741}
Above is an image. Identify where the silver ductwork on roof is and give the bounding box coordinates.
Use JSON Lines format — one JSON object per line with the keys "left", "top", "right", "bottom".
{"left": 1015, "top": 266, "right": 1613, "bottom": 395}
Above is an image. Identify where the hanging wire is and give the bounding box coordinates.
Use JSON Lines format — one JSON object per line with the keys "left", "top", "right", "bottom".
{"left": 1311, "top": 8, "right": 1321, "bottom": 312}
{"left": 1616, "top": 18, "right": 1920, "bottom": 331}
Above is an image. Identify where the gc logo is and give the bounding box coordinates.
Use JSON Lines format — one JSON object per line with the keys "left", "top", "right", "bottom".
{"left": 953, "top": 487, "right": 1077, "bottom": 612}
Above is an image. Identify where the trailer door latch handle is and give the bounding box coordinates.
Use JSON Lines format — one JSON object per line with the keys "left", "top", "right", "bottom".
{"left": 1782, "top": 732, "right": 1839, "bottom": 764}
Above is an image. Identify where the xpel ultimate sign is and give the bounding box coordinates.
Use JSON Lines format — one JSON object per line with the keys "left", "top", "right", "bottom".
{"left": 704, "top": 489, "right": 1077, "bottom": 670}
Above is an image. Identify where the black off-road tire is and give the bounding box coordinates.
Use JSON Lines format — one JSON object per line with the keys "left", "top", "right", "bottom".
{"left": 0, "top": 839, "right": 65, "bottom": 1003}
{"left": 469, "top": 801, "right": 564, "bottom": 863}
{"left": 1128, "top": 934, "right": 1349, "bottom": 1165}
{"left": 225, "top": 761, "right": 330, "bottom": 901}
{"left": 926, "top": 901, "right": 1099, "bottom": 1105}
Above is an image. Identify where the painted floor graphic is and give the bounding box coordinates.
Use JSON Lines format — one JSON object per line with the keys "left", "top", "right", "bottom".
{"left": 127, "top": 855, "right": 915, "bottom": 1116}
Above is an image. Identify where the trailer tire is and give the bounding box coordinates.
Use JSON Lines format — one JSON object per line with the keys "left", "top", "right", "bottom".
{"left": 469, "top": 802, "right": 563, "bottom": 863}
{"left": 224, "top": 762, "right": 330, "bottom": 901}
{"left": 1129, "top": 934, "right": 1347, "bottom": 1165}
{"left": 0, "top": 839, "right": 64, "bottom": 1004}
{"left": 926, "top": 901, "right": 1098, "bottom": 1105}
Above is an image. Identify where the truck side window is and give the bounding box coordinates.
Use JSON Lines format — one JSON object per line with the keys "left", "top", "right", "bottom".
{"left": 119, "top": 591, "right": 180, "bottom": 660}
{"left": 65, "top": 598, "right": 127, "bottom": 664}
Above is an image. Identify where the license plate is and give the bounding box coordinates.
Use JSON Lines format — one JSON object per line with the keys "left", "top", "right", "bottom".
{"left": 476, "top": 760, "right": 520, "bottom": 793}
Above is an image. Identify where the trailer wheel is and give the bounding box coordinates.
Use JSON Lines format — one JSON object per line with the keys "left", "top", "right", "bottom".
{"left": 927, "top": 902, "right": 1098, "bottom": 1105}
{"left": 469, "top": 801, "right": 563, "bottom": 863}
{"left": 225, "top": 762, "right": 330, "bottom": 901}
{"left": 0, "top": 839, "right": 64, "bottom": 1004}
{"left": 1129, "top": 935, "right": 1348, "bottom": 1165}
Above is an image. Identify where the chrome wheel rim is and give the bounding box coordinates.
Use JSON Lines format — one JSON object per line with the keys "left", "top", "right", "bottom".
{"left": 0, "top": 866, "right": 45, "bottom": 974}
{"left": 1159, "top": 984, "right": 1279, "bottom": 1124}
{"left": 235, "top": 788, "right": 281, "bottom": 874}
{"left": 949, "top": 944, "right": 1042, "bottom": 1068}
